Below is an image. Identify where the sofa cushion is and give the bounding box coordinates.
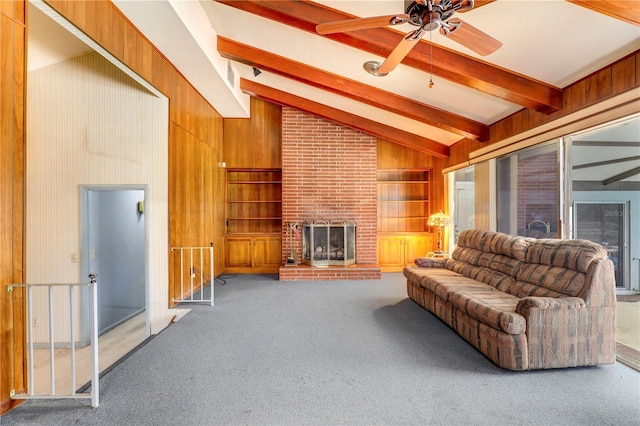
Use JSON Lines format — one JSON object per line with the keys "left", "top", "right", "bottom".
{"left": 450, "top": 233, "right": 529, "bottom": 278}
{"left": 403, "top": 266, "right": 463, "bottom": 298}
{"left": 456, "top": 229, "right": 491, "bottom": 251}
{"left": 427, "top": 275, "right": 488, "bottom": 301}
{"left": 447, "top": 262, "right": 515, "bottom": 290}
{"left": 483, "top": 232, "right": 532, "bottom": 261}
{"left": 525, "top": 238, "right": 608, "bottom": 273}
{"left": 477, "top": 252, "right": 526, "bottom": 278}
{"left": 446, "top": 286, "right": 526, "bottom": 335}
{"left": 414, "top": 257, "right": 448, "bottom": 268}
{"left": 450, "top": 246, "right": 483, "bottom": 265}
{"left": 515, "top": 264, "right": 586, "bottom": 297}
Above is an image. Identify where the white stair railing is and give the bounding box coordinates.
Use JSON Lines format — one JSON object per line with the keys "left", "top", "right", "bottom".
{"left": 8, "top": 273, "right": 99, "bottom": 408}
{"left": 171, "top": 244, "right": 214, "bottom": 306}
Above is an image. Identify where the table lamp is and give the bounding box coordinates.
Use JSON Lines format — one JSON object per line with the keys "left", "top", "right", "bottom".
{"left": 427, "top": 211, "right": 452, "bottom": 253}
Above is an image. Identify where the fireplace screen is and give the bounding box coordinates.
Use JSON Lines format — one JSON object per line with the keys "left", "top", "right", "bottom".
{"left": 302, "top": 221, "right": 356, "bottom": 267}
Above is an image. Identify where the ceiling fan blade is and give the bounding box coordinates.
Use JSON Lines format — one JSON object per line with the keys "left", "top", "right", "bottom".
{"left": 316, "top": 14, "right": 409, "bottom": 35}
{"left": 377, "top": 29, "right": 423, "bottom": 74}
{"left": 439, "top": 19, "right": 502, "bottom": 56}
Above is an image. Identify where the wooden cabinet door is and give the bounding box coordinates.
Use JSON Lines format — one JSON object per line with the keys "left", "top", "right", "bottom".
{"left": 253, "top": 236, "right": 282, "bottom": 268}
{"left": 225, "top": 237, "right": 253, "bottom": 268}
{"left": 225, "top": 236, "right": 281, "bottom": 273}
{"left": 378, "top": 236, "right": 404, "bottom": 269}
{"left": 404, "top": 235, "right": 434, "bottom": 265}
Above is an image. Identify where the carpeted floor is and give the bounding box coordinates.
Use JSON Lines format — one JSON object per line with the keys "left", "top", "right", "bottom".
{"left": 2, "top": 273, "right": 639, "bottom": 426}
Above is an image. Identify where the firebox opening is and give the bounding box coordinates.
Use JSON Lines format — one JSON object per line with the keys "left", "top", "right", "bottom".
{"left": 302, "top": 221, "right": 356, "bottom": 267}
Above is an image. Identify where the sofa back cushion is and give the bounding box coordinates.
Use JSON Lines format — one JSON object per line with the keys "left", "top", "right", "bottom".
{"left": 448, "top": 261, "right": 517, "bottom": 293}
{"left": 524, "top": 238, "right": 608, "bottom": 273}
{"left": 514, "top": 265, "right": 586, "bottom": 297}
{"left": 477, "top": 253, "right": 526, "bottom": 279}
{"left": 483, "top": 232, "right": 531, "bottom": 261}
{"left": 450, "top": 230, "right": 608, "bottom": 298}
{"left": 451, "top": 230, "right": 531, "bottom": 279}
{"left": 514, "top": 238, "right": 609, "bottom": 297}
{"left": 455, "top": 229, "right": 491, "bottom": 251}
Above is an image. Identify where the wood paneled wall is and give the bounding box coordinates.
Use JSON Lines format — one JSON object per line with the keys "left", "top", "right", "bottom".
{"left": 0, "top": 0, "right": 26, "bottom": 414}
{"left": 223, "top": 97, "right": 282, "bottom": 169}
{"left": 447, "top": 50, "right": 640, "bottom": 168}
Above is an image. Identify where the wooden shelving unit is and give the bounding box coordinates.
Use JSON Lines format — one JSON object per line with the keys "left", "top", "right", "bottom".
{"left": 377, "top": 169, "right": 433, "bottom": 271}
{"left": 226, "top": 169, "right": 282, "bottom": 234}
{"left": 377, "top": 170, "right": 430, "bottom": 233}
{"left": 225, "top": 169, "right": 282, "bottom": 273}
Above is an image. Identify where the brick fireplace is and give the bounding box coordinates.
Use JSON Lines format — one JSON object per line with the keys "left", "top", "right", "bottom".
{"left": 279, "top": 107, "right": 381, "bottom": 281}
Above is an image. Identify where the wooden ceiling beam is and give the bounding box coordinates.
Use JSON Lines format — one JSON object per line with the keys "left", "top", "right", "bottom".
{"left": 218, "top": 36, "right": 488, "bottom": 141}
{"left": 567, "top": 1, "right": 640, "bottom": 26}
{"left": 214, "top": 0, "right": 563, "bottom": 114}
{"left": 240, "top": 79, "right": 450, "bottom": 159}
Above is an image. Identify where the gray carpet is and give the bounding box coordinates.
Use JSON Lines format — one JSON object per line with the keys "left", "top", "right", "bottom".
{"left": 2, "top": 273, "right": 639, "bottom": 426}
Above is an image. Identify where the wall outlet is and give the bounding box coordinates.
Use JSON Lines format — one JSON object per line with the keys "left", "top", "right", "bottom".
{"left": 71, "top": 253, "right": 80, "bottom": 263}
{"left": 32, "top": 316, "right": 38, "bottom": 327}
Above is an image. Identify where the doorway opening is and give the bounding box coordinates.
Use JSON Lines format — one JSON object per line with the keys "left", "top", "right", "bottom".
{"left": 82, "top": 187, "right": 147, "bottom": 336}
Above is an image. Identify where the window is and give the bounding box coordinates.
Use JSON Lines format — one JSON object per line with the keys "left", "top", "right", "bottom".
{"left": 496, "top": 142, "right": 560, "bottom": 238}
{"left": 450, "top": 166, "right": 475, "bottom": 244}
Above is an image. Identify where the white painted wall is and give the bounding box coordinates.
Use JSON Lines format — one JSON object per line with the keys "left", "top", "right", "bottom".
{"left": 27, "top": 52, "right": 187, "bottom": 343}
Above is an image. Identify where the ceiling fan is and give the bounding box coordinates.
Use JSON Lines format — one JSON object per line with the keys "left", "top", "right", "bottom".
{"left": 316, "top": 0, "right": 502, "bottom": 77}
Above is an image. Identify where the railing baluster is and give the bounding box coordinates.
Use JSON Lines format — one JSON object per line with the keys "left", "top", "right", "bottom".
{"left": 199, "top": 248, "right": 204, "bottom": 301}
{"left": 27, "top": 286, "right": 34, "bottom": 396}
{"left": 189, "top": 248, "right": 194, "bottom": 300}
{"left": 179, "top": 249, "right": 184, "bottom": 301}
{"left": 210, "top": 244, "right": 214, "bottom": 306}
{"left": 48, "top": 286, "right": 55, "bottom": 395}
{"left": 90, "top": 273, "right": 99, "bottom": 408}
{"left": 69, "top": 285, "right": 76, "bottom": 395}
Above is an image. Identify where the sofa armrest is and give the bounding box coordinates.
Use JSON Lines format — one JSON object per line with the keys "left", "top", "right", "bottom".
{"left": 516, "top": 296, "right": 585, "bottom": 315}
{"left": 414, "top": 257, "right": 447, "bottom": 268}
{"left": 515, "top": 295, "right": 615, "bottom": 369}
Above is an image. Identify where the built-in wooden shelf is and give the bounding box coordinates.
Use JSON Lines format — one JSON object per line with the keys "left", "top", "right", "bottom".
{"left": 377, "top": 169, "right": 431, "bottom": 233}
{"left": 377, "top": 169, "right": 434, "bottom": 271}
{"left": 225, "top": 169, "right": 282, "bottom": 274}
{"left": 226, "top": 169, "right": 282, "bottom": 235}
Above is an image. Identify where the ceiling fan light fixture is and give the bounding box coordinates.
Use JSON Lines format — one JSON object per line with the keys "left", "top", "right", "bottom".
{"left": 319, "top": 0, "right": 500, "bottom": 77}
{"left": 363, "top": 61, "right": 388, "bottom": 77}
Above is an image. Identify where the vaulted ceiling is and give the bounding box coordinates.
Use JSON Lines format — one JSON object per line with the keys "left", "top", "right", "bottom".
{"left": 27, "top": 0, "right": 639, "bottom": 163}
{"left": 107, "top": 0, "right": 639, "bottom": 159}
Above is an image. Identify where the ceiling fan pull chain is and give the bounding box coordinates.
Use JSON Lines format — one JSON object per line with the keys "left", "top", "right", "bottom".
{"left": 429, "top": 27, "right": 434, "bottom": 88}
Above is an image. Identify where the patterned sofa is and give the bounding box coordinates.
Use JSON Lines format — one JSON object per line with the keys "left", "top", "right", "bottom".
{"left": 403, "top": 229, "right": 616, "bottom": 370}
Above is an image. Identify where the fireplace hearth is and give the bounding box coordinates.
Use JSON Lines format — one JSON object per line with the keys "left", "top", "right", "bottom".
{"left": 302, "top": 221, "right": 356, "bottom": 267}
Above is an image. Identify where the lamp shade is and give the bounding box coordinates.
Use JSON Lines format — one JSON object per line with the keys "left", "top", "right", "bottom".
{"left": 427, "top": 211, "right": 451, "bottom": 227}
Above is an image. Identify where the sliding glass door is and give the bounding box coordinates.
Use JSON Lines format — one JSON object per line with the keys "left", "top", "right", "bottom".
{"left": 496, "top": 142, "right": 560, "bottom": 238}
{"left": 569, "top": 114, "right": 639, "bottom": 292}
{"left": 573, "top": 202, "right": 628, "bottom": 288}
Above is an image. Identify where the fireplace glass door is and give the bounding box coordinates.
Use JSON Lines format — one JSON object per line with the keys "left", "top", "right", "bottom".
{"left": 302, "top": 221, "right": 356, "bottom": 267}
